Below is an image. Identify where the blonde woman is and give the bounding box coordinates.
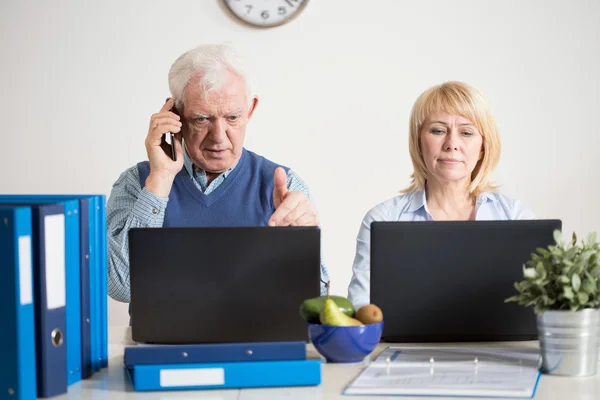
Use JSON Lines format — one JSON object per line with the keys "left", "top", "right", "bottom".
{"left": 347, "top": 81, "right": 535, "bottom": 309}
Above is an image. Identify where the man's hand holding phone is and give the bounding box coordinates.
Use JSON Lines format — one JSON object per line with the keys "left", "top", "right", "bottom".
{"left": 144, "top": 98, "right": 184, "bottom": 198}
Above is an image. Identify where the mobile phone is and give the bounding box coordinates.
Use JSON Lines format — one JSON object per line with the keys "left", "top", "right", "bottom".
{"left": 160, "top": 132, "right": 177, "bottom": 161}
{"left": 159, "top": 103, "right": 179, "bottom": 161}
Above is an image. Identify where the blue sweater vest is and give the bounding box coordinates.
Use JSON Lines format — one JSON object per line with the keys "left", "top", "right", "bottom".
{"left": 136, "top": 148, "right": 289, "bottom": 227}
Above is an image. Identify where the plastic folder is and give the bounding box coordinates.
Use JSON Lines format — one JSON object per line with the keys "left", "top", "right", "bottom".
{"left": 0, "top": 206, "right": 37, "bottom": 400}
{"left": 343, "top": 346, "right": 542, "bottom": 398}
{"left": 124, "top": 341, "right": 307, "bottom": 366}
{"left": 127, "top": 359, "right": 322, "bottom": 391}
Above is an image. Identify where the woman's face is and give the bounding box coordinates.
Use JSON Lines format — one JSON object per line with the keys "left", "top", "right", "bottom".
{"left": 420, "top": 112, "right": 483, "bottom": 186}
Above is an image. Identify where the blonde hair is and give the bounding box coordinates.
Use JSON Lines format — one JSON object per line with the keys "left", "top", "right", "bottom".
{"left": 402, "top": 81, "right": 501, "bottom": 197}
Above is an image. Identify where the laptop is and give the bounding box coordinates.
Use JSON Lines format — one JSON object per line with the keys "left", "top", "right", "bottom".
{"left": 370, "top": 219, "right": 562, "bottom": 342}
{"left": 128, "top": 226, "right": 321, "bottom": 344}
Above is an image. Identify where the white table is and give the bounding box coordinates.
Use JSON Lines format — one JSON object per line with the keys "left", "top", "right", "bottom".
{"left": 51, "top": 326, "right": 600, "bottom": 400}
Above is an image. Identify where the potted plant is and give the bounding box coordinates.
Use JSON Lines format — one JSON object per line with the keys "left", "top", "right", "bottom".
{"left": 506, "top": 229, "right": 600, "bottom": 376}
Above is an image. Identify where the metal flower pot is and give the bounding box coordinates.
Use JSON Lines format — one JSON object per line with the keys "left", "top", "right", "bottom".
{"left": 537, "top": 308, "right": 600, "bottom": 376}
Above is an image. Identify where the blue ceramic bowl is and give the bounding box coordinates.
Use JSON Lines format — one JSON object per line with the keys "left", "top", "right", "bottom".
{"left": 307, "top": 321, "right": 384, "bottom": 363}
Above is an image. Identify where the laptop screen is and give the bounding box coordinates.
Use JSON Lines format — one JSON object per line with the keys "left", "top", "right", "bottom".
{"left": 128, "top": 226, "right": 321, "bottom": 344}
{"left": 370, "top": 219, "right": 561, "bottom": 342}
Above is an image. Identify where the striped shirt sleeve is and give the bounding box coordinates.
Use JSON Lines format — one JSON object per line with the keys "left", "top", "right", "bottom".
{"left": 106, "top": 166, "right": 169, "bottom": 303}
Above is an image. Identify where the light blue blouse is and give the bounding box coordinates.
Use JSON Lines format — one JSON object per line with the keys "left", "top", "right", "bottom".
{"left": 346, "top": 188, "right": 536, "bottom": 309}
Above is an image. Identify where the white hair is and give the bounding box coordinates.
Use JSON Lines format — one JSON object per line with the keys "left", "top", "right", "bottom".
{"left": 168, "top": 43, "right": 253, "bottom": 111}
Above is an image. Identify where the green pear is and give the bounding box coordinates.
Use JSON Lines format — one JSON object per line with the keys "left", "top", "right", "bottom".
{"left": 320, "top": 298, "right": 363, "bottom": 326}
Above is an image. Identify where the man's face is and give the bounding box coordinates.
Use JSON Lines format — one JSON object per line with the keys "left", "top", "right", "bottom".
{"left": 180, "top": 71, "right": 257, "bottom": 173}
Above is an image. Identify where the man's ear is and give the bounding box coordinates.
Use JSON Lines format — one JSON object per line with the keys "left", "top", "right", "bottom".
{"left": 247, "top": 96, "right": 259, "bottom": 119}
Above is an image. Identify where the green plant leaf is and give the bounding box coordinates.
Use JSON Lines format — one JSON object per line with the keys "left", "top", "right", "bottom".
{"left": 580, "top": 250, "right": 595, "bottom": 265}
{"left": 537, "top": 248, "right": 550, "bottom": 257}
{"left": 563, "top": 260, "right": 574, "bottom": 267}
{"left": 566, "top": 246, "right": 578, "bottom": 259}
{"left": 552, "top": 248, "right": 563, "bottom": 259}
{"left": 572, "top": 274, "right": 582, "bottom": 292}
{"left": 578, "top": 292, "right": 590, "bottom": 304}
{"left": 524, "top": 268, "right": 537, "bottom": 279}
{"left": 584, "top": 271, "right": 597, "bottom": 289}
{"left": 526, "top": 298, "right": 539, "bottom": 307}
{"left": 535, "top": 262, "right": 546, "bottom": 280}
{"left": 587, "top": 232, "right": 597, "bottom": 248}
{"left": 583, "top": 279, "right": 597, "bottom": 295}
{"left": 553, "top": 229, "right": 564, "bottom": 247}
{"left": 563, "top": 286, "right": 574, "bottom": 300}
{"left": 513, "top": 230, "right": 600, "bottom": 312}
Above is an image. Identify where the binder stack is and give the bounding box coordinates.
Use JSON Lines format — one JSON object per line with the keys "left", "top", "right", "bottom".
{"left": 0, "top": 194, "right": 108, "bottom": 399}
{"left": 124, "top": 341, "right": 322, "bottom": 391}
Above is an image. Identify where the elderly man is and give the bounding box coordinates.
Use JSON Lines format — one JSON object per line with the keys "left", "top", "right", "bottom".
{"left": 107, "top": 43, "right": 329, "bottom": 304}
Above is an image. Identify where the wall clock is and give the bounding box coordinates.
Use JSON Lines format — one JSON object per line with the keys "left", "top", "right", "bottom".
{"left": 224, "top": 0, "right": 309, "bottom": 28}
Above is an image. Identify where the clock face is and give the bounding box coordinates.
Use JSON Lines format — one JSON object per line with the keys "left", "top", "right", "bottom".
{"left": 224, "top": 0, "right": 309, "bottom": 28}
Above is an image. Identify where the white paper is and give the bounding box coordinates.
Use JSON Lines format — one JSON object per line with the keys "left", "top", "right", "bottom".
{"left": 160, "top": 368, "right": 225, "bottom": 387}
{"left": 18, "top": 235, "right": 33, "bottom": 305}
{"left": 344, "top": 346, "right": 541, "bottom": 398}
{"left": 44, "top": 214, "right": 66, "bottom": 309}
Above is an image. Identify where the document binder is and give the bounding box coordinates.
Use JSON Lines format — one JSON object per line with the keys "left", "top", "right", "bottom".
{"left": 97, "top": 196, "right": 108, "bottom": 368}
{"left": 127, "top": 359, "right": 322, "bottom": 391}
{"left": 124, "top": 341, "right": 307, "bottom": 366}
{"left": 343, "top": 346, "right": 542, "bottom": 398}
{"left": 0, "top": 194, "right": 108, "bottom": 377}
{"left": 31, "top": 204, "right": 68, "bottom": 398}
{"left": 77, "top": 198, "right": 92, "bottom": 379}
{"left": 57, "top": 200, "right": 82, "bottom": 385}
{"left": 0, "top": 197, "right": 83, "bottom": 385}
{"left": 84, "top": 195, "right": 107, "bottom": 373}
{"left": 0, "top": 206, "right": 37, "bottom": 400}
{"left": 89, "top": 195, "right": 100, "bottom": 374}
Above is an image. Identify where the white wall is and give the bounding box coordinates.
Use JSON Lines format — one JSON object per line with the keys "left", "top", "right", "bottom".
{"left": 1, "top": 0, "right": 599, "bottom": 327}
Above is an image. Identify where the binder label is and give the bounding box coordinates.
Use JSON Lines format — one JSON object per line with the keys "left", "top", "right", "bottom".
{"left": 45, "top": 214, "right": 66, "bottom": 309}
{"left": 18, "top": 235, "right": 33, "bottom": 305}
{"left": 160, "top": 368, "right": 225, "bottom": 387}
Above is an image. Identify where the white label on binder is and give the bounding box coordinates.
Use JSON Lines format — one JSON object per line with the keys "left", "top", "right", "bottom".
{"left": 45, "top": 214, "right": 66, "bottom": 309}
{"left": 18, "top": 235, "right": 33, "bottom": 305}
{"left": 160, "top": 368, "right": 225, "bottom": 387}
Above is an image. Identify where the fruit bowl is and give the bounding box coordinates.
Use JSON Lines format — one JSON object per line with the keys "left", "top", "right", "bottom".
{"left": 307, "top": 321, "right": 384, "bottom": 363}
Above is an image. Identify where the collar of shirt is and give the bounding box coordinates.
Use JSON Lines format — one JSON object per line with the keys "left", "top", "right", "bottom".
{"left": 406, "top": 187, "right": 498, "bottom": 214}
{"left": 182, "top": 141, "right": 240, "bottom": 193}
